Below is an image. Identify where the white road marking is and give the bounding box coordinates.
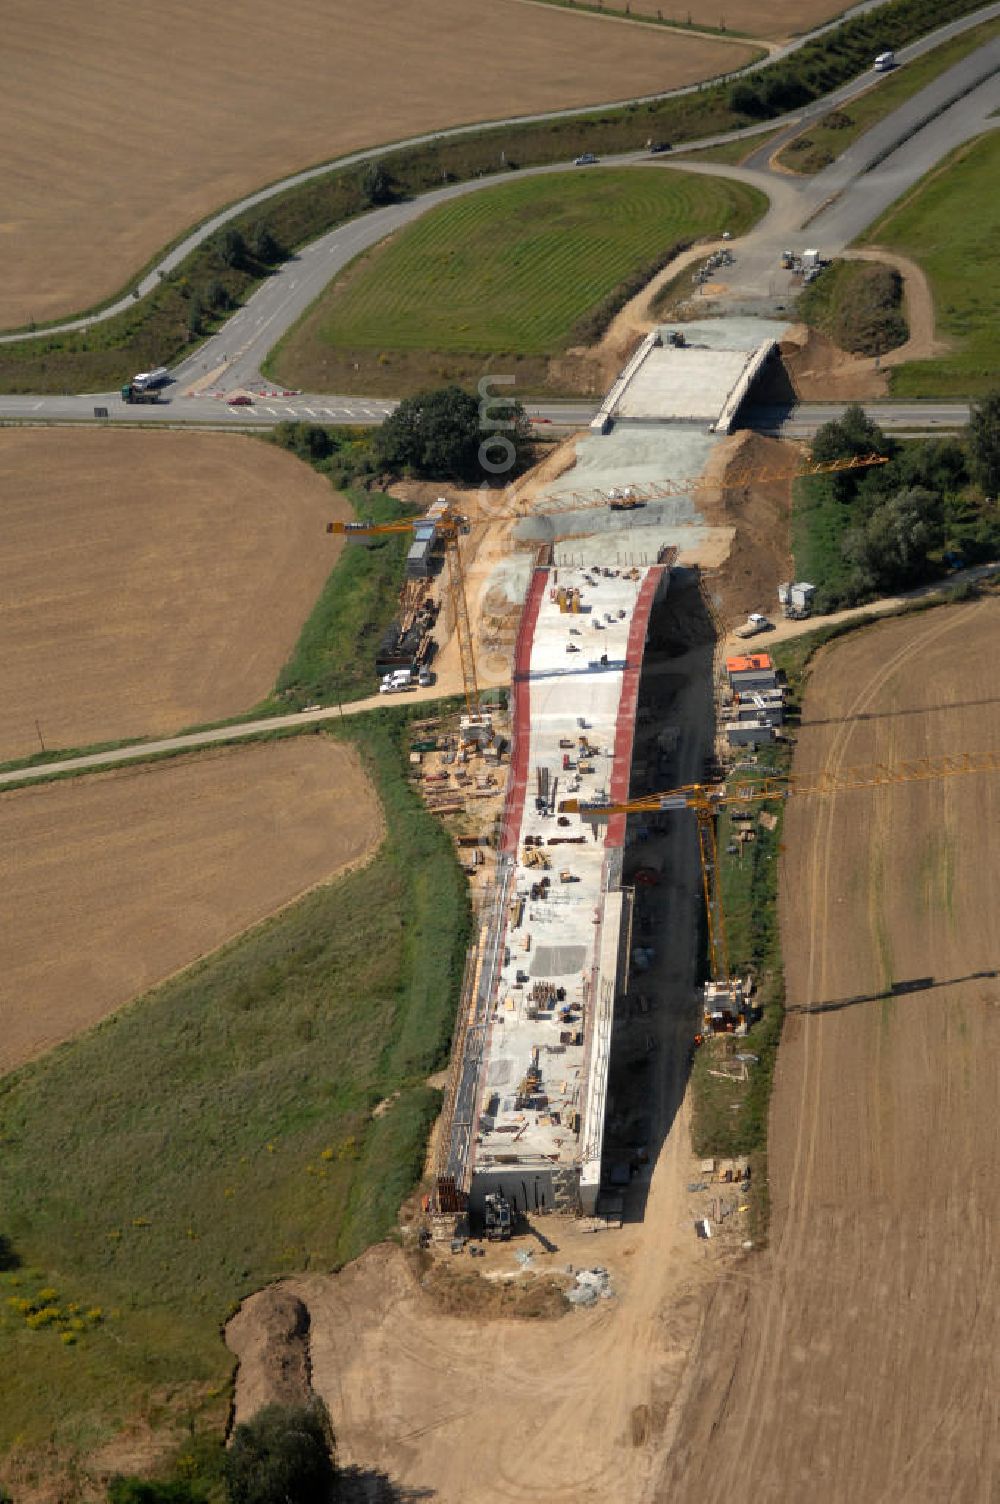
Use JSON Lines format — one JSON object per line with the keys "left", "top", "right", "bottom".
{"left": 302, "top": 407, "right": 317, "bottom": 416}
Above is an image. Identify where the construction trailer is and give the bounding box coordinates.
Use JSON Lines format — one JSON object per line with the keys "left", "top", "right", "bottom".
{"left": 725, "top": 719, "right": 776, "bottom": 748}
{"left": 733, "top": 690, "right": 785, "bottom": 726}
{"left": 726, "top": 653, "right": 779, "bottom": 694}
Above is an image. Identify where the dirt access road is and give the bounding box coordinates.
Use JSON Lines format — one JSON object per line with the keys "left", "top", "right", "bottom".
{"left": 656, "top": 599, "right": 1000, "bottom": 1502}
{"left": 1, "top": 0, "right": 754, "bottom": 328}
{"left": 0, "top": 737, "right": 382, "bottom": 1074}
{"left": 0, "top": 428, "right": 346, "bottom": 762}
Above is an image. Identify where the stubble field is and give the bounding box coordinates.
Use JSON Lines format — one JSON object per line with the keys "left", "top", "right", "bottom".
{"left": 0, "top": 428, "right": 347, "bottom": 761}
{"left": 566, "top": 0, "right": 852, "bottom": 38}
{"left": 1, "top": 0, "right": 757, "bottom": 328}
{"left": 0, "top": 737, "right": 382, "bottom": 1074}
{"left": 656, "top": 599, "right": 1000, "bottom": 1501}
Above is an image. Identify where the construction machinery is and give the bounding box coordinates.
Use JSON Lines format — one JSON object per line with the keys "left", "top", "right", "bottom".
{"left": 560, "top": 750, "right": 1000, "bottom": 1031}
{"left": 483, "top": 1190, "right": 513, "bottom": 1241}
{"left": 120, "top": 383, "right": 163, "bottom": 405}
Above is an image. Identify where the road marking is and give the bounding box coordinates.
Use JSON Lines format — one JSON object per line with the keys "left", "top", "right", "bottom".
{"left": 283, "top": 406, "right": 297, "bottom": 414}
{"left": 302, "top": 407, "right": 317, "bottom": 416}
{"left": 264, "top": 407, "right": 279, "bottom": 415}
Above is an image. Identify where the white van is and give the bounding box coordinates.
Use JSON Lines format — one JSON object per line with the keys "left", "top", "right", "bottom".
{"left": 873, "top": 51, "right": 895, "bottom": 72}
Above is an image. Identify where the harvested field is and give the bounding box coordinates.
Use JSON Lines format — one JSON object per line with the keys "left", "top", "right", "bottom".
{"left": 1, "top": 0, "right": 755, "bottom": 328}
{"left": 656, "top": 599, "right": 1000, "bottom": 1501}
{"left": 0, "top": 429, "right": 346, "bottom": 760}
{"left": 0, "top": 737, "right": 382, "bottom": 1073}
{"left": 556, "top": 0, "right": 852, "bottom": 39}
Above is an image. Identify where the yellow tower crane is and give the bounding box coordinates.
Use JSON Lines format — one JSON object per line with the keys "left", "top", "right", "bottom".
{"left": 560, "top": 750, "right": 1000, "bottom": 1026}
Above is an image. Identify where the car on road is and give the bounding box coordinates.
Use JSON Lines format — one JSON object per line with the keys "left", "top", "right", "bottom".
{"left": 574, "top": 153, "right": 599, "bottom": 166}
{"left": 649, "top": 141, "right": 672, "bottom": 154}
{"left": 227, "top": 394, "right": 253, "bottom": 406}
{"left": 418, "top": 667, "right": 434, "bottom": 688}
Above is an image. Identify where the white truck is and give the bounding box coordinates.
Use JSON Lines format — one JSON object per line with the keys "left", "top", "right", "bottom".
{"left": 130, "top": 366, "right": 170, "bottom": 391}
{"left": 874, "top": 51, "right": 895, "bottom": 72}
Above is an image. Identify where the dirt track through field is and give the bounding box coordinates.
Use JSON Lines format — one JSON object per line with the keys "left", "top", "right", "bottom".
{"left": 1, "top": 0, "right": 755, "bottom": 327}
{"left": 0, "top": 737, "right": 382, "bottom": 1074}
{"left": 655, "top": 600, "right": 1000, "bottom": 1502}
{"left": 0, "top": 428, "right": 346, "bottom": 760}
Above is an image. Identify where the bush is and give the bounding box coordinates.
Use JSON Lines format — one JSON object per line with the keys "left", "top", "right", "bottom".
{"left": 375, "top": 384, "right": 533, "bottom": 483}
{"left": 225, "top": 1403, "right": 336, "bottom": 1504}
{"left": 108, "top": 1481, "right": 206, "bottom": 1504}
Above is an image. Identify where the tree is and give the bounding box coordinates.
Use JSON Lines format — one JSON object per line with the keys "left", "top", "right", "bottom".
{"left": 273, "top": 421, "right": 336, "bottom": 462}
{"left": 811, "top": 403, "right": 892, "bottom": 465}
{"left": 359, "top": 160, "right": 393, "bottom": 206}
{"left": 225, "top": 1403, "right": 336, "bottom": 1504}
{"left": 187, "top": 295, "right": 205, "bottom": 338}
{"left": 966, "top": 391, "right": 1000, "bottom": 498}
{"left": 842, "top": 485, "right": 942, "bottom": 594}
{"left": 376, "top": 384, "right": 533, "bottom": 482}
{"left": 214, "top": 227, "right": 249, "bottom": 270}
{"left": 205, "top": 279, "right": 233, "bottom": 313}
{"left": 249, "top": 222, "right": 283, "bottom": 265}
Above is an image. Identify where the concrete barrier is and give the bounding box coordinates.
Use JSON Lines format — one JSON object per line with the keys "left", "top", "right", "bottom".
{"left": 590, "top": 330, "right": 661, "bottom": 433}
{"left": 715, "top": 338, "right": 777, "bottom": 434}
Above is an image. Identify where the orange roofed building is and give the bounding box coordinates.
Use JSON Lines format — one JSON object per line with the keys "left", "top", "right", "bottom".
{"left": 725, "top": 653, "right": 778, "bottom": 691}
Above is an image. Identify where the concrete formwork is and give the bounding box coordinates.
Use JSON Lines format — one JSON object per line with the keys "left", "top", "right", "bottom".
{"left": 456, "top": 560, "right": 669, "bottom": 1219}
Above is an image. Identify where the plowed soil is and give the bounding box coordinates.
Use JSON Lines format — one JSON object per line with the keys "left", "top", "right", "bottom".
{"left": 0, "top": 429, "right": 347, "bottom": 760}
{"left": 0, "top": 737, "right": 382, "bottom": 1074}
{"left": 656, "top": 599, "right": 1000, "bottom": 1502}
{"left": 1, "top": 0, "right": 755, "bottom": 327}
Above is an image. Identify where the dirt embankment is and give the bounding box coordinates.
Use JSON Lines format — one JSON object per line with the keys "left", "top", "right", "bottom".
{"left": 783, "top": 248, "right": 949, "bottom": 398}
{"left": 696, "top": 429, "right": 797, "bottom": 624}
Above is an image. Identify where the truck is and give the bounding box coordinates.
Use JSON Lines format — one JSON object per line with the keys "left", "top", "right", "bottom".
{"left": 120, "top": 383, "right": 163, "bottom": 404}
{"left": 483, "top": 1191, "right": 513, "bottom": 1241}
{"left": 130, "top": 366, "right": 170, "bottom": 391}
{"left": 873, "top": 50, "right": 895, "bottom": 71}
{"left": 735, "top": 612, "right": 773, "bottom": 639}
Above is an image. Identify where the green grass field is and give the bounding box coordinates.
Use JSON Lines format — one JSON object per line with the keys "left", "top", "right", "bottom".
{"left": 266, "top": 169, "right": 765, "bottom": 394}
{"left": 860, "top": 131, "right": 1000, "bottom": 396}
{"left": 0, "top": 714, "right": 468, "bottom": 1476}
{"left": 777, "top": 17, "right": 1000, "bottom": 174}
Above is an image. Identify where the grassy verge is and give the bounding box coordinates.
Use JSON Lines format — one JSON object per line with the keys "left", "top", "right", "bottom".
{"left": 689, "top": 733, "right": 787, "bottom": 1242}
{"left": 858, "top": 131, "right": 1000, "bottom": 396}
{"left": 0, "top": 0, "right": 981, "bottom": 392}
{"left": 0, "top": 710, "right": 469, "bottom": 1481}
{"left": 797, "top": 258, "right": 908, "bottom": 355}
{"left": 776, "top": 16, "right": 1000, "bottom": 173}
{"left": 264, "top": 170, "right": 765, "bottom": 394}
{"left": 671, "top": 126, "right": 785, "bottom": 164}
{"left": 262, "top": 486, "right": 416, "bottom": 713}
